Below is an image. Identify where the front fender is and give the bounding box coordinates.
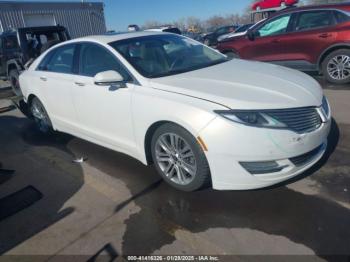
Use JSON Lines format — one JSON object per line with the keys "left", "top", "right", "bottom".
{"left": 132, "top": 87, "right": 224, "bottom": 164}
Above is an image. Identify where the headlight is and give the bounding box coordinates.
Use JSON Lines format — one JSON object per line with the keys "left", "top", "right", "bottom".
{"left": 214, "top": 110, "right": 287, "bottom": 128}
{"left": 321, "top": 96, "right": 330, "bottom": 118}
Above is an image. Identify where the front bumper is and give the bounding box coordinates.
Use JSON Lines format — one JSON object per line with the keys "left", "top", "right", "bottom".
{"left": 199, "top": 116, "right": 331, "bottom": 190}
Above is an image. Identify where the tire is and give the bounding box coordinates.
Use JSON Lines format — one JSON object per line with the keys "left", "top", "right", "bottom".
{"left": 29, "top": 97, "right": 53, "bottom": 134}
{"left": 9, "top": 69, "right": 22, "bottom": 96}
{"left": 281, "top": 2, "right": 286, "bottom": 8}
{"left": 256, "top": 6, "right": 261, "bottom": 11}
{"left": 151, "top": 123, "right": 211, "bottom": 192}
{"left": 322, "top": 49, "right": 350, "bottom": 85}
{"left": 12, "top": 99, "right": 30, "bottom": 118}
{"left": 225, "top": 51, "right": 239, "bottom": 59}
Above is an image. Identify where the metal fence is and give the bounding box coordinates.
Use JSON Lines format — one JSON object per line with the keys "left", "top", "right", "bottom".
{"left": 0, "top": 1, "right": 106, "bottom": 38}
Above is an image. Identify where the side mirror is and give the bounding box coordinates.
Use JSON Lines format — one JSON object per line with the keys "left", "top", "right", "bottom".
{"left": 94, "top": 70, "right": 125, "bottom": 86}
{"left": 247, "top": 30, "right": 256, "bottom": 41}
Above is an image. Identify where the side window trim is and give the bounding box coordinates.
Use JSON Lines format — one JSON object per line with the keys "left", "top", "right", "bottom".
{"left": 76, "top": 41, "right": 135, "bottom": 83}
{"left": 72, "top": 43, "right": 81, "bottom": 75}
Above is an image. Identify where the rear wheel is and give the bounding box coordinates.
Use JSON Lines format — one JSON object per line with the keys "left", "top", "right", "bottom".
{"left": 9, "top": 69, "right": 22, "bottom": 96}
{"left": 256, "top": 6, "right": 261, "bottom": 11}
{"left": 281, "top": 1, "right": 286, "bottom": 8}
{"left": 29, "top": 97, "right": 53, "bottom": 134}
{"left": 151, "top": 123, "right": 211, "bottom": 191}
{"left": 322, "top": 49, "right": 350, "bottom": 85}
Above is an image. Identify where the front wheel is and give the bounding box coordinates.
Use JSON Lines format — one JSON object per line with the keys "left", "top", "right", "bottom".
{"left": 29, "top": 97, "right": 53, "bottom": 134}
{"left": 322, "top": 49, "right": 350, "bottom": 85}
{"left": 151, "top": 123, "right": 211, "bottom": 191}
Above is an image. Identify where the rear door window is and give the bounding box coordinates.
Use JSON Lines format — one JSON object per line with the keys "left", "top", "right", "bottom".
{"left": 295, "top": 11, "right": 335, "bottom": 31}
{"left": 333, "top": 10, "right": 350, "bottom": 24}
{"left": 40, "top": 44, "right": 76, "bottom": 74}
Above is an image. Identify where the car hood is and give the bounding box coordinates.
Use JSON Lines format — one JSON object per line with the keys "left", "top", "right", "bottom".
{"left": 219, "top": 31, "right": 246, "bottom": 41}
{"left": 149, "top": 59, "right": 323, "bottom": 110}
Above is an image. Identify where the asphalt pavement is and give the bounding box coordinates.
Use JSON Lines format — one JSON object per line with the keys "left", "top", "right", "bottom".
{"left": 0, "top": 77, "right": 349, "bottom": 261}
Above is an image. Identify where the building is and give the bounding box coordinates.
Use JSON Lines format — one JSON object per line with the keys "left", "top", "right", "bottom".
{"left": 0, "top": 1, "right": 106, "bottom": 38}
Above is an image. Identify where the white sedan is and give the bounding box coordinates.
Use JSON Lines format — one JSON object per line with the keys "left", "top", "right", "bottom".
{"left": 19, "top": 31, "right": 331, "bottom": 191}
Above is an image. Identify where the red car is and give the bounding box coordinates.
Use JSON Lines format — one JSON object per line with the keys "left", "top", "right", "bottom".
{"left": 252, "top": 0, "right": 299, "bottom": 11}
{"left": 217, "top": 3, "right": 350, "bottom": 84}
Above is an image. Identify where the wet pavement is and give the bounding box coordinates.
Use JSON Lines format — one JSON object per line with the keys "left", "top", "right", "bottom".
{"left": 0, "top": 78, "right": 349, "bottom": 260}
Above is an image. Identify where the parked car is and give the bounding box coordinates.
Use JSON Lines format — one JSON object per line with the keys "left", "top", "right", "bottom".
{"left": 218, "top": 23, "right": 255, "bottom": 42}
{"left": 19, "top": 32, "right": 331, "bottom": 191}
{"left": 183, "top": 32, "right": 204, "bottom": 42}
{"left": 218, "top": 3, "right": 350, "bottom": 84}
{"left": 0, "top": 26, "right": 70, "bottom": 96}
{"left": 128, "top": 24, "right": 140, "bottom": 32}
{"left": 252, "top": 0, "right": 298, "bottom": 11}
{"left": 203, "top": 25, "right": 239, "bottom": 47}
{"left": 145, "top": 26, "right": 182, "bottom": 35}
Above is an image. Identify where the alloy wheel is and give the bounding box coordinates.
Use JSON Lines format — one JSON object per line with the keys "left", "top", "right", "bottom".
{"left": 327, "top": 55, "right": 350, "bottom": 81}
{"left": 31, "top": 100, "right": 50, "bottom": 133}
{"left": 155, "top": 133, "right": 197, "bottom": 186}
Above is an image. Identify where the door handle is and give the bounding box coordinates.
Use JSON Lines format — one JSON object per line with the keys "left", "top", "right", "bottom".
{"left": 74, "top": 82, "right": 86, "bottom": 87}
{"left": 319, "top": 33, "right": 332, "bottom": 38}
{"left": 40, "top": 76, "right": 47, "bottom": 81}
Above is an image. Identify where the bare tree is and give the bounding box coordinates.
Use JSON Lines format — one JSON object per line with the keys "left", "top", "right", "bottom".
{"left": 143, "top": 20, "right": 162, "bottom": 29}
{"left": 206, "top": 15, "right": 227, "bottom": 29}
{"left": 186, "top": 16, "right": 204, "bottom": 32}
{"left": 173, "top": 17, "right": 187, "bottom": 32}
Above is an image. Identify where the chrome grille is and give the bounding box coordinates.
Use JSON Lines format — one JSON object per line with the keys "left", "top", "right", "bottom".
{"left": 265, "top": 107, "right": 322, "bottom": 133}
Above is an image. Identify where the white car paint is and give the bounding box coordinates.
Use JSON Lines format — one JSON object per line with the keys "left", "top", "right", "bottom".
{"left": 19, "top": 32, "right": 331, "bottom": 190}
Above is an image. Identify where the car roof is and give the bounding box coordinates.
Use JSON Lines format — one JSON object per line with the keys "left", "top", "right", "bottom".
{"left": 276, "top": 3, "right": 350, "bottom": 16}
{"left": 72, "top": 31, "right": 169, "bottom": 45}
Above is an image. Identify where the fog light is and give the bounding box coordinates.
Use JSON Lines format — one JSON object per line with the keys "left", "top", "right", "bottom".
{"left": 240, "top": 161, "right": 288, "bottom": 175}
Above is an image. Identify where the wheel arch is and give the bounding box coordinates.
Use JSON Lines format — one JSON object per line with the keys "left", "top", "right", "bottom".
{"left": 143, "top": 120, "right": 202, "bottom": 165}
{"left": 27, "top": 93, "right": 37, "bottom": 106}
{"left": 318, "top": 43, "right": 350, "bottom": 71}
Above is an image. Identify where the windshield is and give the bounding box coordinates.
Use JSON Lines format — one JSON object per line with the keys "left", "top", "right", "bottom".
{"left": 109, "top": 34, "right": 228, "bottom": 78}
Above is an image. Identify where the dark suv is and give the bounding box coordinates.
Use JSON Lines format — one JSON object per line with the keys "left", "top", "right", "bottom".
{"left": 203, "top": 25, "right": 239, "bottom": 47}
{"left": 217, "top": 4, "right": 350, "bottom": 84}
{"left": 0, "top": 26, "right": 70, "bottom": 95}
